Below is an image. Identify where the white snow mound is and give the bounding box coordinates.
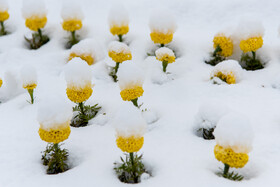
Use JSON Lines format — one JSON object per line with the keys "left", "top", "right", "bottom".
{"left": 108, "top": 41, "right": 130, "bottom": 53}
{"left": 235, "top": 20, "right": 264, "bottom": 40}
{"left": 155, "top": 47, "right": 175, "bottom": 59}
{"left": 61, "top": 1, "right": 84, "bottom": 20}
{"left": 114, "top": 103, "right": 147, "bottom": 137}
{"left": 20, "top": 65, "right": 37, "bottom": 87}
{"left": 108, "top": 3, "right": 129, "bottom": 27}
{"left": 0, "top": 0, "right": 9, "bottom": 12}
{"left": 149, "top": 9, "right": 177, "bottom": 34}
{"left": 22, "top": 0, "right": 47, "bottom": 18}
{"left": 214, "top": 112, "right": 254, "bottom": 154}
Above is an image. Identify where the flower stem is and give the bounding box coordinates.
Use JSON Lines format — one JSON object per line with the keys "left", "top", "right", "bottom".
{"left": 160, "top": 44, "right": 165, "bottom": 47}
{"left": 38, "top": 28, "right": 43, "bottom": 42}
{"left": 112, "top": 62, "right": 120, "bottom": 82}
{"left": 78, "top": 102, "right": 85, "bottom": 115}
{"left": 118, "top": 35, "right": 123, "bottom": 42}
{"left": 0, "top": 21, "right": 6, "bottom": 35}
{"left": 252, "top": 51, "right": 256, "bottom": 61}
{"left": 71, "top": 31, "right": 78, "bottom": 45}
{"left": 223, "top": 163, "right": 230, "bottom": 176}
{"left": 131, "top": 98, "right": 139, "bottom": 108}
{"left": 162, "top": 60, "right": 168, "bottom": 72}
{"left": 129, "top": 152, "right": 138, "bottom": 183}
{"left": 213, "top": 45, "right": 222, "bottom": 57}
{"left": 28, "top": 89, "right": 34, "bottom": 104}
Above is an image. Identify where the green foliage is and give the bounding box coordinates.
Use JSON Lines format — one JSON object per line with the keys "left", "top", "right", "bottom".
{"left": 41, "top": 143, "right": 69, "bottom": 174}
{"left": 205, "top": 45, "right": 226, "bottom": 66}
{"left": 217, "top": 164, "right": 244, "bottom": 181}
{"left": 0, "top": 21, "right": 8, "bottom": 36}
{"left": 25, "top": 29, "right": 49, "bottom": 49}
{"left": 198, "top": 127, "right": 215, "bottom": 140}
{"left": 65, "top": 31, "right": 80, "bottom": 49}
{"left": 114, "top": 153, "right": 147, "bottom": 184}
{"left": 71, "top": 103, "right": 101, "bottom": 127}
{"left": 241, "top": 52, "right": 263, "bottom": 70}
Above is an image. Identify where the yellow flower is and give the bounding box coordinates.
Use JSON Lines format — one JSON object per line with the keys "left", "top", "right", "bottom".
{"left": 25, "top": 16, "right": 47, "bottom": 31}
{"left": 108, "top": 50, "right": 132, "bottom": 63}
{"left": 69, "top": 53, "right": 94, "bottom": 66}
{"left": 213, "top": 71, "right": 236, "bottom": 84}
{"left": 62, "top": 19, "right": 82, "bottom": 32}
{"left": 213, "top": 34, "right": 233, "bottom": 57}
{"left": 66, "top": 84, "right": 93, "bottom": 103}
{"left": 240, "top": 36, "right": 263, "bottom": 53}
{"left": 156, "top": 52, "right": 175, "bottom": 64}
{"left": 120, "top": 86, "right": 144, "bottom": 101}
{"left": 0, "top": 11, "right": 9, "bottom": 22}
{"left": 150, "top": 32, "right": 173, "bottom": 45}
{"left": 214, "top": 145, "right": 249, "bottom": 168}
{"left": 0, "top": 78, "right": 2, "bottom": 87}
{"left": 23, "top": 83, "right": 37, "bottom": 90}
{"left": 110, "top": 25, "right": 129, "bottom": 36}
{"left": 116, "top": 136, "right": 144, "bottom": 153}
{"left": 39, "top": 122, "right": 71, "bottom": 144}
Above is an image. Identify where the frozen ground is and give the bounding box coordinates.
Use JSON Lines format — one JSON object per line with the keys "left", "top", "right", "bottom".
{"left": 1, "top": 0, "right": 280, "bottom": 186}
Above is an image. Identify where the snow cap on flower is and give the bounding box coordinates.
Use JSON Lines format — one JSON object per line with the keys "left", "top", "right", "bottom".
{"left": 20, "top": 65, "right": 37, "bottom": 87}
{"left": 37, "top": 95, "right": 72, "bottom": 130}
{"left": 69, "top": 38, "right": 104, "bottom": 63}
{"left": 108, "top": 41, "right": 130, "bottom": 54}
{"left": 149, "top": 9, "right": 177, "bottom": 34}
{"left": 214, "top": 112, "right": 254, "bottom": 154}
{"left": 114, "top": 103, "right": 147, "bottom": 137}
{"left": 108, "top": 3, "right": 129, "bottom": 27}
{"left": 236, "top": 20, "right": 264, "bottom": 40}
{"left": 0, "top": 0, "right": 9, "bottom": 12}
{"left": 155, "top": 47, "right": 175, "bottom": 63}
{"left": 61, "top": 1, "right": 84, "bottom": 21}
{"left": 22, "top": 0, "right": 47, "bottom": 18}
{"left": 117, "top": 61, "right": 144, "bottom": 90}
{"left": 64, "top": 57, "right": 92, "bottom": 88}
{"left": 211, "top": 60, "right": 243, "bottom": 83}
{"left": 195, "top": 101, "right": 229, "bottom": 129}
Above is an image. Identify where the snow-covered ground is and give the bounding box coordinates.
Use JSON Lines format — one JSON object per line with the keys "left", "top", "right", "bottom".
{"left": 1, "top": 0, "right": 280, "bottom": 186}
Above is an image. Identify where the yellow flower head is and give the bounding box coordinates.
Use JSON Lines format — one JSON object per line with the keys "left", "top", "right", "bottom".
{"left": 23, "top": 83, "right": 37, "bottom": 90}
{"left": 62, "top": 19, "right": 82, "bottom": 32}
{"left": 108, "top": 41, "right": 132, "bottom": 63}
{"left": 155, "top": 47, "right": 176, "bottom": 63}
{"left": 66, "top": 84, "right": 93, "bottom": 103}
{"left": 39, "top": 121, "right": 71, "bottom": 144}
{"left": 116, "top": 135, "right": 144, "bottom": 153}
{"left": 25, "top": 16, "right": 47, "bottom": 31}
{"left": 150, "top": 32, "right": 173, "bottom": 45}
{"left": 213, "top": 71, "right": 235, "bottom": 84}
{"left": 110, "top": 25, "right": 129, "bottom": 36}
{"left": 214, "top": 145, "right": 249, "bottom": 168}
{"left": 240, "top": 36, "right": 263, "bottom": 53}
{"left": 0, "top": 11, "right": 9, "bottom": 22}
{"left": 0, "top": 78, "right": 2, "bottom": 88}
{"left": 69, "top": 53, "right": 94, "bottom": 66}
{"left": 213, "top": 34, "right": 233, "bottom": 57}
{"left": 120, "top": 86, "right": 144, "bottom": 101}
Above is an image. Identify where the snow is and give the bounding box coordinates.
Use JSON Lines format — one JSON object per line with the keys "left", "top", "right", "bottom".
{"left": 114, "top": 103, "right": 146, "bottom": 137}
{"left": 22, "top": 0, "right": 47, "bottom": 19}
{"left": 64, "top": 57, "right": 92, "bottom": 87}
{"left": 108, "top": 3, "right": 129, "bottom": 27}
{"left": 69, "top": 38, "right": 105, "bottom": 63}
{"left": 20, "top": 65, "right": 37, "bottom": 87}
{"left": 2, "top": 0, "right": 280, "bottom": 186}
{"left": 37, "top": 96, "right": 72, "bottom": 130}
{"left": 61, "top": 1, "right": 84, "bottom": 21}
{"left": 108, "top": 41, "right": 130, "bottom": 53}
{"left": 149, "top": 9, "right": 177, "bottom": 34}
{"left": 214, "top": 112, "right": 254, "bottom": 154}
{"left": 117, "top": 61, "right": 144, "bottom": 90}
{"left": 155, "top": 47, "right": 175, "bottom": 59}
{"left": 235, "top": 20, "right": 265, "bottom": 40}
{"left": 211, "top": 60, "right": 243, "bottom": 83}
{"left": 0, "top": 0, "right": 8, "bottom": 12}
{"left": 194, "top": 101, "right": 229, "bottom": 130}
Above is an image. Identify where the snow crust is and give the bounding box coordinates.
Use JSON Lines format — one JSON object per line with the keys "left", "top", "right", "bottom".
{"left": 20, "top": 65, "right": 37, "bottom": 87}
{"left": 114, "top": 103, "right": 146, "bottom": 137}
{"left": 0, "top": 0, "right": 8, "bottom": 12}
{"left": 37, "top": 96, "right": 72, "bottom": 129}
{"left": 108, "top": 41, "right": 130, "bottom": 53}
{"left": 211, "top": 60, "right": 243, "bottom": 83}
{"left": 61, "top": 1, "right": 84, "bottom": 21}
{"left": 22, "top": 0, "right": 47, "bottom": 19}
{"left": 149, "top": 9, "right": 177, "bottom": 34}
{"left": 117, "top": 61, "right": 145, "bottom": 90}
{"left": 214, "top": 112, "right": 254, "bottom": 154}
{"left": 108, "top": 4, "right": 129, "bottom": 27}
{"left": 64, "top": 57, "right": 92, "bottom": 87}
